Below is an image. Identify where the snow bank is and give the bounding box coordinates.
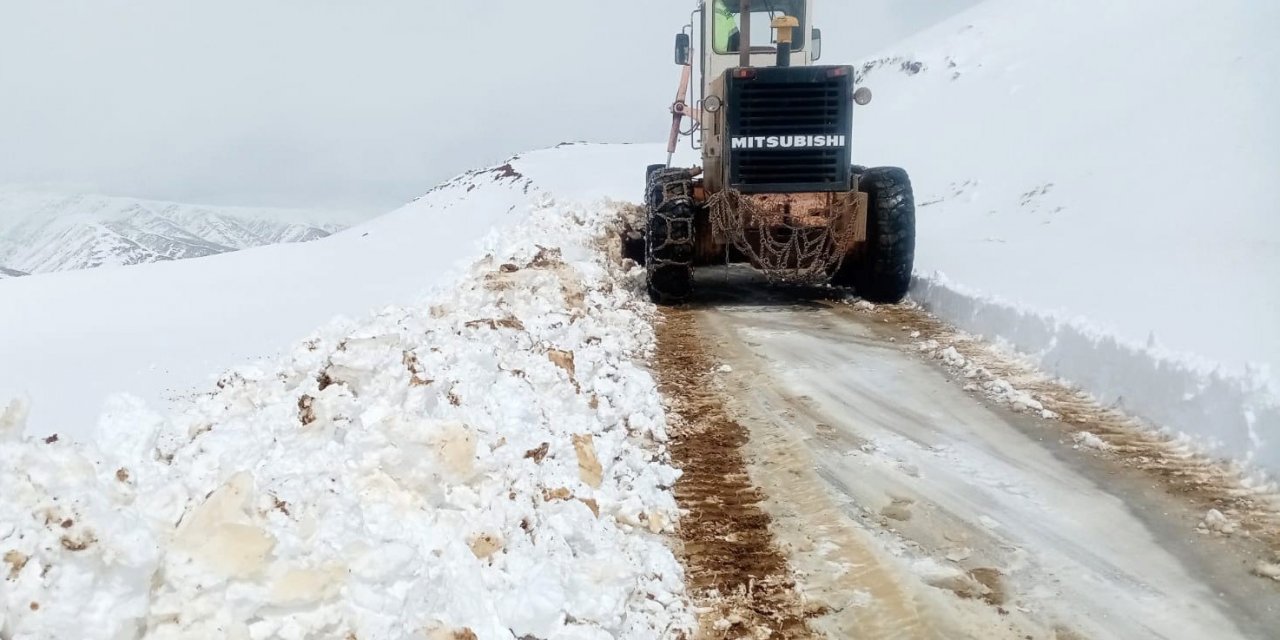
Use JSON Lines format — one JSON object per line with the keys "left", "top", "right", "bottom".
{"left": 913, "top": 276, "right": 1280, "bottom": 470}
{"left": 852, "top": 0, "right": 1280, "bottom": 471}
{"left": 1, "top": 183, "right": 691, "bottom": 638}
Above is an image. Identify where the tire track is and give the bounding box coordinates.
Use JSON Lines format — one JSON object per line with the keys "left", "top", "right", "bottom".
{"left": 655, "top": 308, "right": 813, "bottom": 639}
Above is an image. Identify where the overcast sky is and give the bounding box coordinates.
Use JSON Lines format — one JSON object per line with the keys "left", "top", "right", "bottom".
{"left": 0, "top": 0, "right": 978, "bottom": 213}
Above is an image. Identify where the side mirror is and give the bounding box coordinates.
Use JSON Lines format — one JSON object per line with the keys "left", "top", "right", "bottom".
{"left": 812, "top": 28, "right": 822, "bottom": 61}
{"left": 674, "top": 33, "right": 691, "bottom": 66}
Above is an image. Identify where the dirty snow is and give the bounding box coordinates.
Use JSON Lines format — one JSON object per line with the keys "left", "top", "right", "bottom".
{"left": 854, "top": 0, "right": 1280, "bottom": 472}
{"left": 1071, "top": 432, "right": 1112, "bottom": 452}
{"left": 903, "top": 316, "right": 1050, "bottom": 418}
{"left": 0, "top": 167, "right": 692, "bottom": 638}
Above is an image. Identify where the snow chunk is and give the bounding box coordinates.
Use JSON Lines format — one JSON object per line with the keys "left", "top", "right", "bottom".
{"left": 935, "top": 347, "right": 965, "bottom": 368}
{"left": 0, "top": 439, "right": 161, "bottom": 639}
{"left": 0, "top": 397, "right": 29, "bottom": 441}
{"left": 1072, "top": 432, "right": 1113, "bottom": 452}
{"left": 1253, "top": 561, "right": 1280, "bottom": 581}
{"left": 1198, "top": 509, "right": 1239, "bottom": 536}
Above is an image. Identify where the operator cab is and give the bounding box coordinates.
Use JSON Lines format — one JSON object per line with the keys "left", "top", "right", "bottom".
{"left": 697, "top": 0, "right": 820, "bottom": 83}
{"left": 670, "top": 0, "right": 840, "bottom": 194}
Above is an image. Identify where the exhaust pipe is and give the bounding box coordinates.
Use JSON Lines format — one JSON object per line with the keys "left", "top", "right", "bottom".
{"left": 739, "top": 0, "right": 751, "bottom": 68}
{"left": 773, "top": 16, "right": 799, "bottom": 67}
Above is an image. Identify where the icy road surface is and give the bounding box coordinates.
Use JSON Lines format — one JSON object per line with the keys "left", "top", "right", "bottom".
{"left": 685, "top": 269, "right": 1279, "bottom": 639}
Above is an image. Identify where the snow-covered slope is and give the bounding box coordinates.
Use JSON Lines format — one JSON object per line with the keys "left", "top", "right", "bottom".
{"left": 0, "top": 147, "right": 692, "bottom": 639}
{"left": 0, "top": 190, "right": 360, "bottom": 275}
{"left": 852, "top": 0, "right": 1280, "bottom": 470}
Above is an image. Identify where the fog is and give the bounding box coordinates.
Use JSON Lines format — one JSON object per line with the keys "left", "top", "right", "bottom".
{"left": 0, "top": 0, "right": 978, "bottom": 213}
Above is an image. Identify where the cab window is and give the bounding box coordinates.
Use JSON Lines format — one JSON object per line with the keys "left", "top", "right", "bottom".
{"left": 712, "top": 0, "right": 807, "bottom": 54}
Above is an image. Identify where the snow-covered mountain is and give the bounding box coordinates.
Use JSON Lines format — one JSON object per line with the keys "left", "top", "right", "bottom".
{"left": 0, "top": 190, "right": 361, "bottom": 275}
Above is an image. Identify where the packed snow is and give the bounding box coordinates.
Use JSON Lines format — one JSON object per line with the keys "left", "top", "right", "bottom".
{"left": 852, "top": 0, "right": 1280, "bottom": 472}
{"left": 0, "top": 155, "right": 693, "bottom": 638}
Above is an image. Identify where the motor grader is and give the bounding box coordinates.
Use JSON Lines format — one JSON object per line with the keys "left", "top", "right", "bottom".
{"left": 626, "top": 0, "right": 916, "bottom": 304}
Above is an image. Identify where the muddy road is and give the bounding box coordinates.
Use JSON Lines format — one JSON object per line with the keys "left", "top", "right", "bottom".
{"left": 656, "top": 269, "right": 1280, "bottom": 639}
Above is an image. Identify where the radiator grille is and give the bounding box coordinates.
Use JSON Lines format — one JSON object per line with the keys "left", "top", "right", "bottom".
{"left": 726, "top": 67, "right": 852, "bottom": 193}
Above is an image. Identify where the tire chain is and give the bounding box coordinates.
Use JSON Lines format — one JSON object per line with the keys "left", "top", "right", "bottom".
{"left": 645, "top": 169, "right": 697, "bottom": 301}
{"left": 707, "top": 188, "right": 861, "bottom": 285}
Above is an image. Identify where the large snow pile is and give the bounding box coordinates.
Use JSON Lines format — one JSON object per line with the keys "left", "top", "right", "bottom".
{"left": 0, "top": 167, "right": 691, "bottom": 638}
{"left": 0, "top": 189, "right": 360, "bottom": 275}
{"left": 852, "top": 0, "right": 1280, "bottom": 471}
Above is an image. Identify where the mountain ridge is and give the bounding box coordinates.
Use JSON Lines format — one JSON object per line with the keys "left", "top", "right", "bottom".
{"left": 0, "top": 189, "right": 362, "bottom": 275}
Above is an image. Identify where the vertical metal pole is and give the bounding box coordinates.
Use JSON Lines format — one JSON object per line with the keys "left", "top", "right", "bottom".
{"left": 738, "top": 0, "right": 751, "bottom": 68}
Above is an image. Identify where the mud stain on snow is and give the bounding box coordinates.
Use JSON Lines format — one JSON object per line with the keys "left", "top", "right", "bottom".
{"left": 654, "top": 308, "right": 812, "bottom": 639}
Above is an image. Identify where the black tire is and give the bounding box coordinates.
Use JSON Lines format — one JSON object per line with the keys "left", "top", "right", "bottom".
{"left": 646, "top": 164, "right": 667, "bottom": 186}
{"left": 624, "top": 166, "right": 670, "bottom": 265}
{"left": 832, "top": 166, "right": 915, "bottom": 302}
{"left": 645, "top": 169, "right": 696, "bottom": 304}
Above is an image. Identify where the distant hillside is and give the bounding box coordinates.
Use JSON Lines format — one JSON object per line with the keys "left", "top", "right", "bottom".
{"left": 0, "top": 189, "right": 363, "bottom": 275}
